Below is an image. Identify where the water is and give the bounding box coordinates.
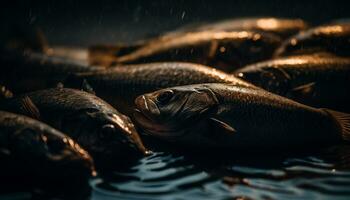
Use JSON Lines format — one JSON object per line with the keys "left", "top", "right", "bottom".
{"left": 90, "top": 145, "right": 350, "bottom": 200}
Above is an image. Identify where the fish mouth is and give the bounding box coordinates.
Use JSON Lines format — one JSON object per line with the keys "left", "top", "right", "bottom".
{"left": 133, "top": 109, "right": 168, "bottom": 133}
{"left": 134, "top": 95, "right": 188, "bottom": 139}
{"left": 133, "top": 109, "right": 187, "bottom": 139}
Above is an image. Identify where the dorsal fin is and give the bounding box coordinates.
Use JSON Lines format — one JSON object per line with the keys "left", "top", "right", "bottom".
{"left": 88, "top": 44, "right": 143, "bottom": 66}
{"left": 63, "top": 74, "right": 95, "bottom": 94}
{"left": 81, "top": 79, "right": 95, "bottom": 94}
{"left": 20, "top": 96, "right": 41, "bottom": 120}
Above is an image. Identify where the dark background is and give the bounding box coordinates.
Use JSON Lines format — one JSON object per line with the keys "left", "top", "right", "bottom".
{"left": 1, "top": 0, "right": 349, "bottom": 46}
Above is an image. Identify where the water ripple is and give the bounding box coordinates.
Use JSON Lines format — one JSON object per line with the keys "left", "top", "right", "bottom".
{"left": 91, "top": 145, "right": 350, "bottom": 200}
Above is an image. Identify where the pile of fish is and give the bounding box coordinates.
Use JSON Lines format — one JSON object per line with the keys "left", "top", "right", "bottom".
{"left": 1, "top": 17, "right": 350, "bottom": 197}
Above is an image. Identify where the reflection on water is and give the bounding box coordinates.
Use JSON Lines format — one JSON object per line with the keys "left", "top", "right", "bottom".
{"left": 91, "top": 145, "right": 350, "bottom": 200}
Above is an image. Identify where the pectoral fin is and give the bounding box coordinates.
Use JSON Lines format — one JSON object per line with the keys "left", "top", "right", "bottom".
{"left": 322, "top": 109, "right": 350, "bottom": 142}
{"left": 203, "top": 118, "right": 236, "bottom": 140}
{"left": 210, "top": 118, "right": 236, "bottom": 133}
{"left": 209, "top": 118, "right": 236, "bottom": 134}
{"left": 20, "top": 96, "right": 41, "bottom": 120}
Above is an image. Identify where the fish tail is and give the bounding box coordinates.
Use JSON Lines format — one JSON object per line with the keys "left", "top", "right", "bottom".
{"left": 323, "top": 109, "right": 350, "bottom": 141}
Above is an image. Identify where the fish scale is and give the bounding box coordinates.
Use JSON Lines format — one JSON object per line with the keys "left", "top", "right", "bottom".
{"left": 0, "top": 88, "right": 149, "bottom": 162}
{"left": 0, "top": 111, "right": 94, "bottom": 194}
{"left": 88, "top": 31, "right": 281, "bottom": 71}
{"left": 134, "top": 83, "right": 350, "bottom": 151}
{"left": 274, "top": 24, "right": 350, "bottom": 57}
{"left": 65, "top": 62, "right": 255, "bottom": 116}
{"left": 0, "top": 49, "right": 105, "bottom": 94}
{"left": 235, "top": 54, "right": 350, "bottom": 111}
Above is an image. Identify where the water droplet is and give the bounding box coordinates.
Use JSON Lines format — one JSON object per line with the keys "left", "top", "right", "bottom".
{"left": 181, "top": 11, "right": 186, "bottom": 20}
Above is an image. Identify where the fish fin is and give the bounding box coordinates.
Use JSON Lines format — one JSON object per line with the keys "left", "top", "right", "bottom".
{"left": 20, "top": 96, "right": 41, "bottom": 120}
{"left": 88, "top": 44, "right": 141, "bottom": 66}
{"left": 291, "top": 82, "right": 316, "bottom": 96}
{"left": 208, "top": 41, "right": 219, "bottom": 59}
{"left": 81, "top": 79, "right": 95, "bottom": 95}
{"left": 209, "top": 118, "right": 236, "bottom": 134}
{"left": 63, "top": 74, "right": 95, "bottom": 94}
{"left": 323, "top": 109, "right": 350, "bottom": 141}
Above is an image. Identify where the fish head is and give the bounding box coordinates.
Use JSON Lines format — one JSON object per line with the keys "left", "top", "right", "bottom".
{"left": 134, "top": 85, "right": 219, "bottom": 139}
{"left": 11, "top": 127, "right": 95, "bottom": 179}
{"left": 62, "top": 108, "right": 149, "bottom": 158}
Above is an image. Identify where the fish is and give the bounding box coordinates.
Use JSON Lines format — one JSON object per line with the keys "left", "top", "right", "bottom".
{"left": 234, "top": 54, "right": 350, "bottom": 111}
{"left": 88, "top": 31, "right": 281, "bottom": 72}
{"left": 0, "top": 49, "right": 105, "bottom": 94}
{"left": 89, "top": 43, "right": 145, "bottom": 67}
{"left": 0, "top": 111, "right": 94, "bottom": 195}
{"left": 64, "top": 62, "right": 256, "bottom": 116}
{"left": 274, "top": 24, "right": 350, "bottom": 57}
{"left": 0, "top": 88, "right": 149, "bottom": 163}
{"left": 163, "top": 17, "right": 308, "bottom": 39}
{"left": 134, "top": 83, "right": 350, "bottom": 151}
{"left": 88, "top": 18, "right": 304, "bottom": 67}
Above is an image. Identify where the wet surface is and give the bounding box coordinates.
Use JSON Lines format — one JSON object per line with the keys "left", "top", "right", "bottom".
{"left": 91, "top": 145, "right": 350, "bottom": 200}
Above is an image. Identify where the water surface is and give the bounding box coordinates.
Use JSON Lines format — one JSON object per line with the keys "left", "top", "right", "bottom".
{"left": 91, "top": 144, "right": 350, "bottom": 200}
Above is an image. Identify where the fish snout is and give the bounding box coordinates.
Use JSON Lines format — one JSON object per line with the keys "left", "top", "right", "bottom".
{"left": 109, "top": 113, "right": 150, "bottom": 156}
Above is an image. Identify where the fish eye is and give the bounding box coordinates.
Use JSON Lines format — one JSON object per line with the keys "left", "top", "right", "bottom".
{"left": 156, "top": 90, "right": 174, "bottom": 105}
{"left": 101, "top": 124, "right": 116, "bottom": 139}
